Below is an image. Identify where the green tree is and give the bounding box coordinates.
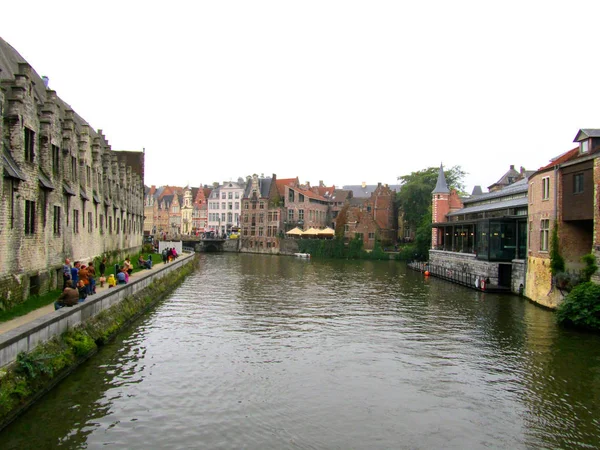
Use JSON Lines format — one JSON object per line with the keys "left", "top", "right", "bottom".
{"left": 396, "top": 165, "right": 466, "bottom": 238}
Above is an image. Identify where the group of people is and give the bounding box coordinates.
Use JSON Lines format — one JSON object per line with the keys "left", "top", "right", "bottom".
{"left": 56, "top": 257, "right": 107, "bottom": 310}
{"left": 56, "top": 253, "right": 158, "bottom": 310}
{"left": 161, "top": 247, "right": 178, "bottom": 264}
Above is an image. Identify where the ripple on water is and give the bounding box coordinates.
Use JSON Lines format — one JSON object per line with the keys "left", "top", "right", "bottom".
{"left": 3, "top": 255, "right": 600, "bottom": 449}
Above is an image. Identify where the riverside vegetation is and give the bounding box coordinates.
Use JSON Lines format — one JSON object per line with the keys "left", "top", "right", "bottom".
{"left": 0, "top": 255, "right": 198, "bottom": 430}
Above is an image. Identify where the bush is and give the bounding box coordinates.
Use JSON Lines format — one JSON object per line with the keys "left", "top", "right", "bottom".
{"left": 581, "top": 253, "right": 598, "bottom": 282}
{"left": 556, "top": 282, "right": 600, "bottom": 330}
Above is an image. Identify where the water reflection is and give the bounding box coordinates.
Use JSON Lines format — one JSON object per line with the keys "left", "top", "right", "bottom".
{"left": 2, "top": 254, "right": 600, "bottom": 449}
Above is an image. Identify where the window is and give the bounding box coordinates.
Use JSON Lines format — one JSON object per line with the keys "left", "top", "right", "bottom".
{"left": 221, "top": 202, "right": 226, "bottom": 210}
{"left": 100, "top": 214, "right": 104, "bottom": 234}
{"left": 86, "top": 166, "right": 91, "bottom": 186}
{"left": 88, "top": 212, "right": 93, "bottom": 232}
{"left": 228, "top": 202, "right": 233, "bottom": 210}
{"left": 344, "top": 224, "right": 349, "bottom": 232}
{"left": 355, "top": 232, "right": 363, "bottom": 240}
{"left": 228, "top": 192, "right": 232, "bottom": 199}
{"left": 221, "top": 192, "right": 226, "bottom": 199}
{"left": 540, "top": 219, "right": 550, "bottom": 251}
{"left": 73, "top": 209, "right": 79, "bottom": 233}
{"left": 116, "top": 218, "right": 120, "bottom": 233}
{"left": 52, "top": 145, "right": 60, "bottom": 174}
{"left": 260, "top": 202, "right": 264, "bottom": 209}
{"left": 288, "top": 189, "right": 295, "bottom": 202}
{"left": 235, "top": 202, "right": 239, "bottom": 210}
{"left": 259, "top": 213, "right": 264, "bottom": 223}
{"left": 542, "top": 177, "right": 550, "bottom": 200}
{"left": 71, "top": 156, "right": 77, "bottom": 181}
{"left": 299, "top": 193, "right": 305, "bottom": 203}
{"left": 227, "top": 212, "right": 232, "bottom": 223}
{"left": 288, "top": 209, "right": 294, "bottom": 221}
{"left": 53, "top": 206, "right": 61, "bottom": 235}
{"left": 574, "top": 173, "right": 584, "bottom": 194}
{"left": 24, "top": 127, "right": 35, "bottom": 162}
{"left": 222, "top": 213, "right": 226, "bottom": 222}
{"left": 258, "top": 227, "right": 264, "bottom": 237}
{"left": 25, "top": 200, "right": 35, "bottom": 234}
{"left": 235, "top": 192, "right": 240, "bottom": 199}
{"left": 368, "top": 232, "right": 375, "bottom": 239}
{"left": 299, "top": 209, "right": 304, "bottom": 221}
{"left": 109, "top": 216, "right": 113, "bottom": 233}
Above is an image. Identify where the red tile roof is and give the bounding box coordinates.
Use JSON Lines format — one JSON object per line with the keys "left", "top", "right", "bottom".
{"left": 536, "top": 147, "right": 579, "bottom": 172}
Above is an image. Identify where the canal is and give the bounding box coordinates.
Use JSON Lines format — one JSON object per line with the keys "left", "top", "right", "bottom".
{"left": 2, "top": 254, "right": 600, "bottom": 449}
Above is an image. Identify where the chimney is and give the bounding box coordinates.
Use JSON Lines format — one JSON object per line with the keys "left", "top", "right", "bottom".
{"left": 42, "top": 76, "right": 49, "bottom": 88}
{"left": 510, "top": 164, "right": 515, "bottom": 170}
{"left": 520, "top": 166, "right": 525, "bottom": 175}
{"left": 361, "top": 182, "right": 366, "bottom": 188}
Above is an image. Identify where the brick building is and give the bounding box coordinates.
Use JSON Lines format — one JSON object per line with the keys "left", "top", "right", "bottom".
{"left": 0, "top": 37, "right": 144, "bottom": 309}
{"left": 240, "top": 174, "right": 281, "bottom": 252}
{"left": 526, "top": 129, "right": 600, "bottom": 307}
{"left": 342, "top": 183, "right": 397, "bottom": 249}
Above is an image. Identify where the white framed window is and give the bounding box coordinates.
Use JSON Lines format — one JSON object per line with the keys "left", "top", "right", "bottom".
{"left": 540, "top": 219, "right": 550, "bottom": 251}
{"left": 542, "top": 177, "right": 550, "bottom": 200}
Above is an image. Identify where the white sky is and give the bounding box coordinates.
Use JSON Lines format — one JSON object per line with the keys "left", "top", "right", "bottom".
{"left": 2, "top": 1, "right": 599, "bottom": 192}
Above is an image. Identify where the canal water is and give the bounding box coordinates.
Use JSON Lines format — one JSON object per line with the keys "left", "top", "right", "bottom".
{"left": 3, "top": 254, "right": 600, "bottom": 449}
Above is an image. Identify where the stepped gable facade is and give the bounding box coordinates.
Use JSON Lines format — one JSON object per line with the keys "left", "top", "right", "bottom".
{"left": 0, "top": 37, "right": 144, "bottom": 308}
{"left": 240, "top": 174, "right": 281, "bottom": 252}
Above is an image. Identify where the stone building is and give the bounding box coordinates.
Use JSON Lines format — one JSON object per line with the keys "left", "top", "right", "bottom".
{"left": 0, "top": 37, "right": 144, "bottom": 309}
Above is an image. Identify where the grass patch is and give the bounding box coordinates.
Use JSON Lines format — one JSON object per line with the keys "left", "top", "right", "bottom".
{"left": 0, "top": 289, "right": 61, "bottom": 324}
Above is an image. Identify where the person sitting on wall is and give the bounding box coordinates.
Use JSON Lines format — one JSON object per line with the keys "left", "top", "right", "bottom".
{"left": 79, "top": 264, "right": 89, "bottom": 295}
{"left": 77, "top": 280, "right": 88, "bottom": 302}
{"left": 146, "top": 255, "right": 153, "bottom": 269}
{"left": 116, "top": 267, "right": 128, "bottom": 284}
{"left": 123, "top": 257, "right": 133, "bottom": 276}
{"left": 138, "top": 254, "right": 146, "bottom": 268}
{"left": 54, "top": 281, "right": 79, "bottom": 310}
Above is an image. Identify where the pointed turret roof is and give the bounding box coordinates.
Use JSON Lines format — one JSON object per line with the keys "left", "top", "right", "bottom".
{"left": 432, "top": 164, "right": 449, "bottom": 194}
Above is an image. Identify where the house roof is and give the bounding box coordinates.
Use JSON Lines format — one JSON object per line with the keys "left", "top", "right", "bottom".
{"left": 463, "top": 177, "right": 529, "bottom": 205}
{"left": 275, "top": 178, "right": 297, "bottom": 196}
{"left": 573, "top": 128, "right": 600, "bottom": 142}
{"left": 535, "top": 147, "right": 580, "bottom": 173}
{"left": 487, "top": 165, "right": 521, "bottom": 190}
{"left": 447, "top": 196, "right": 528, "bottom": 217}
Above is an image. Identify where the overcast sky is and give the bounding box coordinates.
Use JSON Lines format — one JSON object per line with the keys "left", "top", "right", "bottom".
{"left": 2, "top": 1, "right": 598, "bottom": 192}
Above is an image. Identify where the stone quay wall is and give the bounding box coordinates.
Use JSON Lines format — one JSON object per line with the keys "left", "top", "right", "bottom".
{"left": 0, "top": 253, "right": 195, "bottom": 369}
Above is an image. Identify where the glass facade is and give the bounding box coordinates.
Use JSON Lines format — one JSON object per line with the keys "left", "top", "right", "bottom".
{"left": 437, "top": 218, "right": 527, "bottom": 261}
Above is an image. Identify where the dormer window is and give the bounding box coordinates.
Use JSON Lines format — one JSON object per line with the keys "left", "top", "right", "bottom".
{"left": 581, "top": 139, "right": 589, "bottom": 153}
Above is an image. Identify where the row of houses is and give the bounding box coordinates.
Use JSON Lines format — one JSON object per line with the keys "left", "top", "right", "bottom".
{"left": 0, "top": 37, "right": 145, "bottom": 309}
{"left": 144, "top": 176, "right": 398, "bottom": 251}
{"left": 431, "top": 129, "right": 600, "bottom": 308}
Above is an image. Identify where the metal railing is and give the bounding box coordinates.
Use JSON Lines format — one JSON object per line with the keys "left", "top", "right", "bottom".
{"left": 408, "top": 261, "right": 492, "bottom": 290}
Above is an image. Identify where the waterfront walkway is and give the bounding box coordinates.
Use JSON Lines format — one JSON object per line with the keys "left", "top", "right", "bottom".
{"left": 0, "top": 260, "right": 173, "bottom": 336}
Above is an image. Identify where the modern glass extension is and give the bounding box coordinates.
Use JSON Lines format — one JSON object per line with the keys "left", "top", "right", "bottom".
{"left": 433, "top": 218, "right": 527, "bottom": 261}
